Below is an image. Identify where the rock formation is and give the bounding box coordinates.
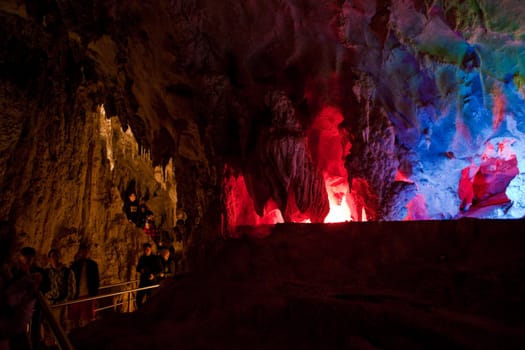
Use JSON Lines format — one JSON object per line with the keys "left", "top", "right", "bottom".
{"left": 1, "top": 0, "right": 525, "bottom": 311}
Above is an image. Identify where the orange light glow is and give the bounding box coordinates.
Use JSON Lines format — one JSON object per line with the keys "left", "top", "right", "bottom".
{"left": 492, "top": 87, "right": 506, "bottom": 130}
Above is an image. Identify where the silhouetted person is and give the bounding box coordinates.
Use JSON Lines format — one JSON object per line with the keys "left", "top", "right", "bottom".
{"left": 157, "top": 248, "right": 176, "bottom": 280}
{"left": 69, "top": 244, "right": 100, "bottom": 329}
{"left": 158, "top": 229, "right": 175, "bottom": 256}
{"left": 144, "top": 218, "right": 160, "bottom": 246}
{"left": 137, "top": 199, "right": 153, "bottom": 228}
{"left": 10, "top": 246, "right": 49, "bottom": 349}
{"left": 135, "top": 243, "right": 160, "bottom": 309}
{"left": 0, "top": 223, "right": 40, "bottom": 350}
{"left": 44, "top": 248, "right": 76, "bottom": 337}
{"left": 11, "top": 247, "right": 47, "bottom": 284}
{"left": 124, "top": 192, "right": 140, "bottom": 226}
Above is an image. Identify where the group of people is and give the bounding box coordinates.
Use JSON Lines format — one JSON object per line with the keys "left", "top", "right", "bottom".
{"left": 1, "top": 237, "right": 185, "bottom": 348}
{"left": 124, "top": 192, "right": 161, "bottom": 244}
{"left": 1, "top": 193, "right": 193, "bottom": 349}
{"left": 124, "top": 191, "right": 190, "bottom": 276}
{"left": 2, "top": 243, "right": 100, "bottom": 349}
{"left": 135, "top": 242, "right": 181, "bottom": 309}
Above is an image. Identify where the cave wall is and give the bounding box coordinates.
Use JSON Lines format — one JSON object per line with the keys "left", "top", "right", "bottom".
{"left": 0, "top": 1, "right": 207, "bottom": 279}
{"left": 0, "top": 87, "right": 178, "bottom": 282}
{"left": 2, "top": 0, "right": 525, "bottom": 274}
{"left": 0, "top": 6, "right": 179, "bottom": 279}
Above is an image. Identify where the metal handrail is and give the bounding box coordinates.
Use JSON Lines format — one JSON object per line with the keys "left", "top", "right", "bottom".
{"left": 36, "top": 283, "right": 160, "bottom": 350}
{"left": 37, "top": 292, "right": 75, "bottom": 350}
{"left": 98, "top": 279, "right": 139, "bottom": 290}
{"left": 50, "top": 284, "right": 160, "bottom": 308}
{"left": 95, "top": 302, "right": 127, "bottom": 313}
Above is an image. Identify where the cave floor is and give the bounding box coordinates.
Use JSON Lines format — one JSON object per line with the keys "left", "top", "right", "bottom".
{"left": 70, "top": 219, "right": 525, "bottom": 349}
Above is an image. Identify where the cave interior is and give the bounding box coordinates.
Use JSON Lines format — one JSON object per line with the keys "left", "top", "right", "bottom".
{"left": 1, "top": 0, "right": 525, "bottom": 348}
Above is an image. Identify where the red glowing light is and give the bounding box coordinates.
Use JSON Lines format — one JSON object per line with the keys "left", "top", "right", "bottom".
{"left": 309, "top": 106, "right": 359, "bottom": 223}
{"left": 224, "top": 104, "right": 370, "bottom": 231}
{"left": 404, "top": 194, "right": 428, "bottom": 220}
{"left": 324, "top": 174, "right": 351, "bottom": 223}
{"left": 459, "top": 139, "right": 518, "bottom": 211}
{"left": 223, "top": 170, "right": 284, "bottom": 235}
{"left": 395, "top": 170, "right": 413, "bottom": 183}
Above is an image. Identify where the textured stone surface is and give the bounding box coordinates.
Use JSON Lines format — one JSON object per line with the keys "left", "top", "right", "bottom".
{"left": 2, "top": 1, "right": 525, "bottom": 348}
{"left": 2, "top": 0, "right": 525, "bottom": 309}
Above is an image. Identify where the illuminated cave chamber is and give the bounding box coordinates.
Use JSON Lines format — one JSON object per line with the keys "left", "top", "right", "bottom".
{"left": 4, "top": 0, "right": 525, "bottom": 257}
{"left": 221, "top": 75, "right": 525, "bottom": 229}
{"left": 100, "top": 0, "right": 525, "bottom": 229}
{"left": 223, "top": 103, "right": 369, "bottom": 233}
{"left": 221, "top": 78, "right": 525, "bottom": 231}
{"left": 4, "top": 1, "right": 525, "bottom": 348}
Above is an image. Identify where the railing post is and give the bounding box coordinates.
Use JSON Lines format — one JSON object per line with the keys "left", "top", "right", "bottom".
{"left": 37, "top": 292, "right": 75, "bottom": 350}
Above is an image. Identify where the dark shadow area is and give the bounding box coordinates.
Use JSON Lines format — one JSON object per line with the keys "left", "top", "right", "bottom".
{"left": 70, "top": 218, "right": 525, "bottom": 349}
